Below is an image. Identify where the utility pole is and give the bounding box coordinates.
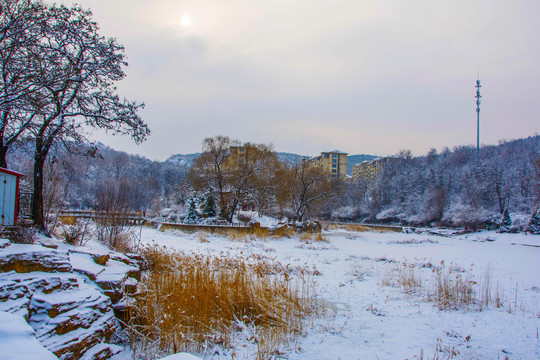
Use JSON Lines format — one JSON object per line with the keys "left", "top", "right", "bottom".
{"left": 475, "top": 78, "right": 482, "bottom": 153}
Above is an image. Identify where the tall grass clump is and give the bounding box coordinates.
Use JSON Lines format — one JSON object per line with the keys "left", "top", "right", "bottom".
{"left": 428, "top": 263, "right": 475, "bottom": 310}
{"left": 428, "top": 262, "right": 503, "bottom": 311}
{"left": 380, "top": 262, "right": 422, "bottom": 293}
{"left": 126, "top": 245, "right": 322, "bottom": 358}
{"left": 381, "top": 260, "right": 504, "bottom": 311}
{"left": 298, "top": 232, "right": 329, "bottom": 243}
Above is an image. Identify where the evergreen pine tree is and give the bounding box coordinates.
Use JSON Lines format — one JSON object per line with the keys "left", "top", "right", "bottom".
{"left": 203, "top": 190, "right": 217, "bottom": 217}
{"left": 184, "top": 199, "right": 200, "bottom": 224}
{"left": 498, "top": 209, "right": 512, "bottom": 233}
{"left": 528, "top": 209, "right": 540, "bottom": 235}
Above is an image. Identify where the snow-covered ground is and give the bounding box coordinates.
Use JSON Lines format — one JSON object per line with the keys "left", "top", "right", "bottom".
{"left": 113, "top": 227, "right": 540, "bottom": 360}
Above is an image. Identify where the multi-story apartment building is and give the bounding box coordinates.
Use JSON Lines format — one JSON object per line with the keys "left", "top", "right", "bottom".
{"left": 352, "top": 157, "right": 396, "bottom": 184}
{"left": 228, "top": 145, "right": 248, "bottom": 167}
{"left": 307, "top": 150, "right": 348, "bottom": 178}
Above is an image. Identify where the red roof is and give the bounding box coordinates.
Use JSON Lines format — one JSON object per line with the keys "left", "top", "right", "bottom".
{"left": 0, "top": 167, "right": 23, "bottom": 177}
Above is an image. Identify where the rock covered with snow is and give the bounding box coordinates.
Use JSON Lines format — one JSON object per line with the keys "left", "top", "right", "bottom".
{"left": 0, "top": 272, "right": 79, "bottom": 319}
{"left": 0, "top": 310, "right": 59, "bottom": 360}
{"left": 0, "top": 238, "right": 11, "bottom": 249}
{"left": 0, "top": 245, "right": 72, "bottom": 273}
{"left": 0, "top": 242, "right": 144, "bottom": 360}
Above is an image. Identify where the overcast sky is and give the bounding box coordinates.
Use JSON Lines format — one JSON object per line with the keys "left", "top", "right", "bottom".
{"left": 55, "top": 0, "right": 539, "bottom": 160}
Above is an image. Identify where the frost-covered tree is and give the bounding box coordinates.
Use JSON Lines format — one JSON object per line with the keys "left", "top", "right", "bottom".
{"left": 0, "top": 0, "right": 45, "bottom": 167}
{"left": 202, "top": 189, "right": 216, "bottom": 217}
{"left": 184, "top": 198, "right": 199, "bottom": 224}
{"left": 25, "top": 4, "right": 148, "bottom": 229}
{"left": 349, "top": 136, "right": 539, "bottom": 228}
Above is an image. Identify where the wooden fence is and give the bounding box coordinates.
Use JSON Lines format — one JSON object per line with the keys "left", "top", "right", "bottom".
{"left": 58, "top": 210, "right": 145, "bottom": 226}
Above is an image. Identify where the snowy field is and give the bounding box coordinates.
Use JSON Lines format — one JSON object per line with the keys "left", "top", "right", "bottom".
{"left": 114, "top": 227, "right": 540, "bottom": 360}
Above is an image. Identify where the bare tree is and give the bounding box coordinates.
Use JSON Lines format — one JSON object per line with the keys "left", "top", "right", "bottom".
{"left": 225, "top": 143, "right": 278, "bottom": 222}
{"left": 280, "top": 160, "right": 331, "bottom": 222}
{"left": 25, "top": 4, "right": 148, "bottom": 229}
{"left": 189, "top": 136, "right": 279, "bottom": 222}
{"left": 189, "top": 136, "right": 238, "bottom": 217}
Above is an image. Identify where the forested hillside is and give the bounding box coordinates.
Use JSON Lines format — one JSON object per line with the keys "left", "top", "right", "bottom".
{"left": 7, "top": 135, "right": 539, "bottom": 229}
{"left": 7, "top": 142, "right": 188, "bottom": 212}
{"left": 336, "top": 136, "right": 540, "bottom": 228}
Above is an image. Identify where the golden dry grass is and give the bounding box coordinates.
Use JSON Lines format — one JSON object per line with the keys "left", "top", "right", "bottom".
{"left": 428, "top": 264, "right": 475, "bottom": 310}
{"left": 381, "top": 260, "right": 503, "bottom": 311}
{"left": 326, "top": 223, "right": 400, "bottom": 233}
{"left": 197, "top": 232, "right": 209, "bottom": 243}
{"left": 127, "top": 245, "right": 322, "bottom": 358}
{"left": 298, "top": 232, "right": 329, "bottom": 243}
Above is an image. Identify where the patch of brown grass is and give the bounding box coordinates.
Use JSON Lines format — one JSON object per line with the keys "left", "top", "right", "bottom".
{"left": 428, "top": 264, "right": 475, "bottom": 310}
{"left": 126, "top": 245, "right": 322, "bottom": 358}
{"left": 381, "top": 260, "right": 504, "bottom": 311}
{"left": 298, "top": 232, "right": 329, "bottom": 243}
{"left": 380, "top": 262, "right": 422, "bottom": 293}
{"left": 196, "top": 232, "right": 209, "bottom": 243}
{"left": 327, "top": 223, "right": 400, "bottom": 233}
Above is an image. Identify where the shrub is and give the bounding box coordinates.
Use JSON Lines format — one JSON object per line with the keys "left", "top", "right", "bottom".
{"left": 126, "top": 246, "right": 322, "bottom": 358}
{"left": 59, "top": 220, "right": 91, "bottom": 246}
{"left": 95, "top": 211, "right": 134, "bottom": 252}
{"left": 6, "top": 224, "right": 37, "bottom": 244}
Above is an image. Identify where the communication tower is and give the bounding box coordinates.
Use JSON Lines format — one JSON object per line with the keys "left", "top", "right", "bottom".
{"left": 475, "top": 78, "right": 482, "bottom": 153}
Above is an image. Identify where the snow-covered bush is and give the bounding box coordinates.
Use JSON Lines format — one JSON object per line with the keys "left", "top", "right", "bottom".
{"left": 202, "top": 190, "right": 217, "bottom": 217}
{"left": 331, "top": 206, "right": 360, "bottom": 222}
{"left": 442, "top": 203, "right": 498, "bottom": 229}
{"left": 498, "top": 210, "right": 512, "bottom": 233}
{"left": 184, "top": 199, "right": 200, "bottom": 224}
{"left": 6, "top": 224, "right": 37, "bottom": 244}
{"left": 529, "top": 209, "right": 540, "bottom": 234}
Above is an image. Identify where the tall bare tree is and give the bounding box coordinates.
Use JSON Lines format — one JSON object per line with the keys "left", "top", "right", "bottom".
{"left": 189, "top": 136, "right": 279, "bottom": 222}
{"left": 280, "top": 160, "right": 331, "bottom": 222}
{"left": 25, "top": 4, "right": 148, "bottom": 229}
{"left": 189, "top": 136, "right": 238, "bottom": 217}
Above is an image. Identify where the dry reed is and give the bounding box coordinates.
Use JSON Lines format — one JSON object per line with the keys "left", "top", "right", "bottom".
{"left": 381, "top": 260, "right": 504, "bottom": 311}
{"left": 298, "top": 232, "right": 329, "bottom": 243}
{"left": 126, "top": 245, "right": 322, "bottom": 359}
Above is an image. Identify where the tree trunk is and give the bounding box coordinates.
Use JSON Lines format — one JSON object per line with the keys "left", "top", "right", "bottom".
{"left": 32, "top": 154, "right": 46, "bottom": 229}
{"left": 0, "top": 146, "right": 8, "bottom": 168}
{"left": 228, "top": 198, "right": 238, "bottom": 223}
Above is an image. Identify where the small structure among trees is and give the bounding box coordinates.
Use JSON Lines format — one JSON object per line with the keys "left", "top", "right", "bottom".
{"left": 0, "top": 168, "right": 23, "bottom": 226}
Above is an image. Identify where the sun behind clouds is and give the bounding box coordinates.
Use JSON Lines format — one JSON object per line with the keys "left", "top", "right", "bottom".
{"left": 180, "top": 14, "right": 191, "bottom": 28}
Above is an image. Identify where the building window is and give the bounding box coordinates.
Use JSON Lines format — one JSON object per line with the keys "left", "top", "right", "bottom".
{"left": 332, "top": 169, "right": 337, "bottom": 173}
{"left": 324, "top": 154, "right": 329, "bottom": 158}
{"left": 332, "top": 164, "right": 336, "bottom": 168}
